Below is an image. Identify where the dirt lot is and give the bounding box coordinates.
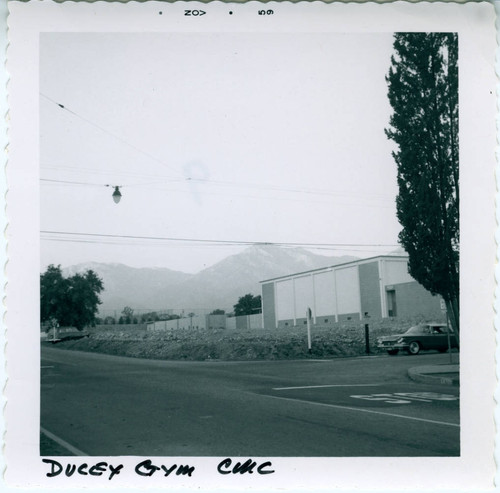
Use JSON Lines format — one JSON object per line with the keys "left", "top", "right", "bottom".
{"left": 44, "top": 318, "right": 434, "bottom": 361}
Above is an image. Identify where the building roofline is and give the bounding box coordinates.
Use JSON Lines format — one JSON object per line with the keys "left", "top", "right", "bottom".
{"left": 259, "top": 254, "right": 409, "bottom": 284}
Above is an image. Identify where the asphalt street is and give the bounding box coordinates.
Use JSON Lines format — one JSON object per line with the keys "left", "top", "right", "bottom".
{"left": 41, "top": 347, "right": 459, "bottom": 457}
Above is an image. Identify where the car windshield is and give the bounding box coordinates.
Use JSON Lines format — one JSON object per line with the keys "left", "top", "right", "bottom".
{"left": 404, "top": 325, "right": 426, "bottom": 335}
{"left": 404, "top": 324, "right": 448, "bottom": 335}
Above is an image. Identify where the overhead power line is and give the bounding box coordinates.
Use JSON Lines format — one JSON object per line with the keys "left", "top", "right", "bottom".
{"left": 40, "top": 230, "right": 399, "bottom": 250}
{"left": 40, "top": 93, "right": 182, "bottom": 178}
{"left": 41, "top": 166, "right": 394, "bottom": 201}
{"left": 40, "top": 96, "right": 396, "bottom": 202}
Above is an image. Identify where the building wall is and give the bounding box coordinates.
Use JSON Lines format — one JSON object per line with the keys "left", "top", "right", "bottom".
{"left": 261, "top": 256, "right": 442, "bottom": 328}
{"left": 335, "top": 266, "right": 361, "bottom": 318}
{"left": 337, "top": 312, "right": 361, "bottom": 322}
{"left": 314, "top": 314, "right": 336, "bottom": 325}
{"left": 389, "top": 281, "right": 443, "bottom": 320}
{"left": 276, "top": 280, "right": 294, "bottom": 321}
{"left": 262, "top": 282, "right": 276, "bottom": 329}
{"left": 381, "top": 258, "right": 413, "bottom": 285}
{"left": 294, "top": 275, "right": 315, "bottom": 322}
{"left": 358, "top": 261, "right": 382, "bottom": 318}
{"left": 313, "top": 271, "right": 336, "bottom": 319}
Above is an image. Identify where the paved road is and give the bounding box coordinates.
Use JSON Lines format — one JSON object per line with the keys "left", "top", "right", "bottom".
{"left": 41, "top": 347, "right": 459, "bottom": 457}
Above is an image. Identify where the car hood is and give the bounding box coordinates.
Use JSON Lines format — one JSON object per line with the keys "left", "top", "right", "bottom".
{"left": 377, "top": 334, "right": 403, "bottom": 342}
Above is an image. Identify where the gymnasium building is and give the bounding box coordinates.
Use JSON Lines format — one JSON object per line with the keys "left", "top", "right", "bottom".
{"left": 260, "top": 255, "right": 443, "bottom": 329}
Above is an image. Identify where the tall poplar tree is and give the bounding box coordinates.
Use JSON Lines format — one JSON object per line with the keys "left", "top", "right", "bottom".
{"left": 385, "top": 33, "right": 459, "bottom": 337}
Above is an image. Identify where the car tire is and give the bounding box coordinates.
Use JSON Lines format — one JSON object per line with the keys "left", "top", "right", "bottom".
{"left": 408, "top": 341, "right": 421, "bottom": 355}
{"left": 387, "top": 349, "right": 399, "bottom": 356}
{"left": 438, "top": 348, "right": 447, "bottom": 353}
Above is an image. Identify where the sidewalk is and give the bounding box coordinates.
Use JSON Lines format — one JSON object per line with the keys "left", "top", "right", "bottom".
{"left": 408, "top": 363, "right": 460, "bottom": 386}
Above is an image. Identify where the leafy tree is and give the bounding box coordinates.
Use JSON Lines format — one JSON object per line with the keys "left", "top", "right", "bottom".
{"left": 234, "top": 294, "right": 261, "bottom": 316}
{"left": 385, "top": 33, "right": 459, "bottom": 336}
{"left": 40, "top": 265, "right": 70, "bottom": 324}
{"left": 210, "top": 309, "right": 226, "bottom": 315}
{"left": 68, "top": 270, "right": 104, "bottom": 330}
{"left": 40, "top": 265, "right": 104, "bottom": 330}
{"left": 139, "top": 311, "right": 160, "bottom": 323}
{"left": 122, "top": 306, "right": 134, "bottom": 324}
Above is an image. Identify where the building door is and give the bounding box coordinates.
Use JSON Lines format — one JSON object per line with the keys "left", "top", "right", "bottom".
{"left": 387, "top": 290, "right": 397, "bottom": 317}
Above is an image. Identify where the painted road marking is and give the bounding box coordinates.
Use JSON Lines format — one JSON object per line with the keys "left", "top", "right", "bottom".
{"left": 350, "top": 392, "right": 458, "bottom": 404}
{"left": 261, "top": 394, "right": 459, "bottom": 427}
{"left": 40, "top": 426, "right": 88, "bottom": 456}
{"left": 273, "top": 384, "right": 381, "bottom": 391}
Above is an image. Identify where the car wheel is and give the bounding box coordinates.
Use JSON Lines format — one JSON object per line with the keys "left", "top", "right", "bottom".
{"left": 408, "top": 341, "right": 421, "bottom": 355}
{"left": 387, "top": 349, "right": 398, "bottom": 355}
{"left": 438, "top": 348, "right": 447, "bottom": 353}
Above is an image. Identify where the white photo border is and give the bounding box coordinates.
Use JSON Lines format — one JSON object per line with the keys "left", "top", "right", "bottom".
{"left": 4, "top": 1, "right": 498, "bottom": 490}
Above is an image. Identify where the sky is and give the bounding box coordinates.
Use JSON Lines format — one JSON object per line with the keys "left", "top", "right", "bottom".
{"left": 40, "top": 32, "right": 402, "bottom": 273}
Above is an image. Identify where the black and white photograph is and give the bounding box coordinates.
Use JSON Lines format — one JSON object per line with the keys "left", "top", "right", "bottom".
{"left": 3, "top": 1, "right": 497, "bottom": 490}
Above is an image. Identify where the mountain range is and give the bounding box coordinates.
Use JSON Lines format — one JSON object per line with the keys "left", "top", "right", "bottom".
{"left": 63, "top": 246, "right": 358, "bottom": 316}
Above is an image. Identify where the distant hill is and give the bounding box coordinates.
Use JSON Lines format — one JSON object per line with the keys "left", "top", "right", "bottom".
{"left": 62, "top": 262, "right": 192, "bottom": 316}
{"left": 63, "top": 246, "right": 358, "bottom": 316}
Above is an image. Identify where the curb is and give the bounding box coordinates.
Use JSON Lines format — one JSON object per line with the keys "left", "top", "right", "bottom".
{"left": 408, "top": 365, "right": 459, "bottom": 386}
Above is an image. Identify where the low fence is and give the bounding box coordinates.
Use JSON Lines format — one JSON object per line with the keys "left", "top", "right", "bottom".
{"left": 226, "top": 313, "right": 263, "bottom": 330}
{"left": 147, "top": 313, "right": 263, "bottom": 331}
{"left": 147, "top": 315, "right": 207, "bottom": 331}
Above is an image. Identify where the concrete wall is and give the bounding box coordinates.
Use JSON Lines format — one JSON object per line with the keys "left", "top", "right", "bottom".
{"left": 359, "top": 261, "right": 382, "bottom": 318}
{"left": 390, "top": 281, "right": 443, "bottom": 320}
{"left": 294, "top": 275, "right": 315, "bottom": 322}
{"left": 226, "top": 316, "right": 236, "bottom": 330}
{"left": 205, "top": 314, "right": 227, "bottom": 329}
{"left": 337, "top": 312, "right": 362, "bottom": 322}
{"left": 147, "top": 315, "right": 207, "bottom": 331}
{"left": 335, "top": 266, "right": 360, "bottom": 318}
{"left": 148, "top": 314, "right": 264, "bottom": 331}
{"left": 223, "top": 314, "right": 264, "bottom": 330}
{"left": 261, "top": 255, "right": 443, "bottom": 328}
{"left": 235, "top": 313, "right": 263, "bottom": 329}
{"left": 381, "top": 258, "right": 413, "bottom": 285}
{"left": 313, "top": 271, "right": 336, "bottom": 318}
{"left": 262, "top": 282, "right": 276, "bottom": 329}
{"left": 276, "top": 279, "right": 294, "bottom": 320}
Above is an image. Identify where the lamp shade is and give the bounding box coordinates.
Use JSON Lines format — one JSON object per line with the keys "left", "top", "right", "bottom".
{"left": 112, "top": 186, "right": 122, "bottom": 204}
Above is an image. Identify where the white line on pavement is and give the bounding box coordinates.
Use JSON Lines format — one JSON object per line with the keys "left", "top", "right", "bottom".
{"left": 273, "top": 384, "right": 382, "bottom": 390}
{"left": 263, "top": 394, "right": 460, "bottom": 428}
{"left": 40, "top": 426, "right": 88, "bottom": 456}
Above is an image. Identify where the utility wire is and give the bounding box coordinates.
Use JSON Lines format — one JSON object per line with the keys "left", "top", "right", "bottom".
{"left": 41, "top": 237, "right": 396, "bottom": 254}
{"left": 40, "top": 178, "right": 394, "bottom": 208}
{"left": 40, "top": 93, "right": 182, "bottom": 178}
{"left": 40, "top": 97, "right": 396, "bottom": 201}
{"left": 40, "top": 230, "right": 399, "bottom": 249}
{"left": 41, "top": 165, "right": 395, "bottom": 201}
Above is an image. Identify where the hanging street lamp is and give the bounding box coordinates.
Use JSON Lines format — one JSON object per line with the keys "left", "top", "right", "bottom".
{"left": 106, "top": 184, "right": 122, "bottom": 204}
{"left": 112, "top": 186, "right": 122, "bottom": 204}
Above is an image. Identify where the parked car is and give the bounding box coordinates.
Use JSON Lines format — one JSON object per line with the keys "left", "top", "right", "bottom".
{"left": 376, "top": 323, "right": 458, "bottom": 355}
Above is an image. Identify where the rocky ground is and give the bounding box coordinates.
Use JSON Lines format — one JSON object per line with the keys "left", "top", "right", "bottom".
{"left": 43, "top": 318, "right": 434, "bottom": 361}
